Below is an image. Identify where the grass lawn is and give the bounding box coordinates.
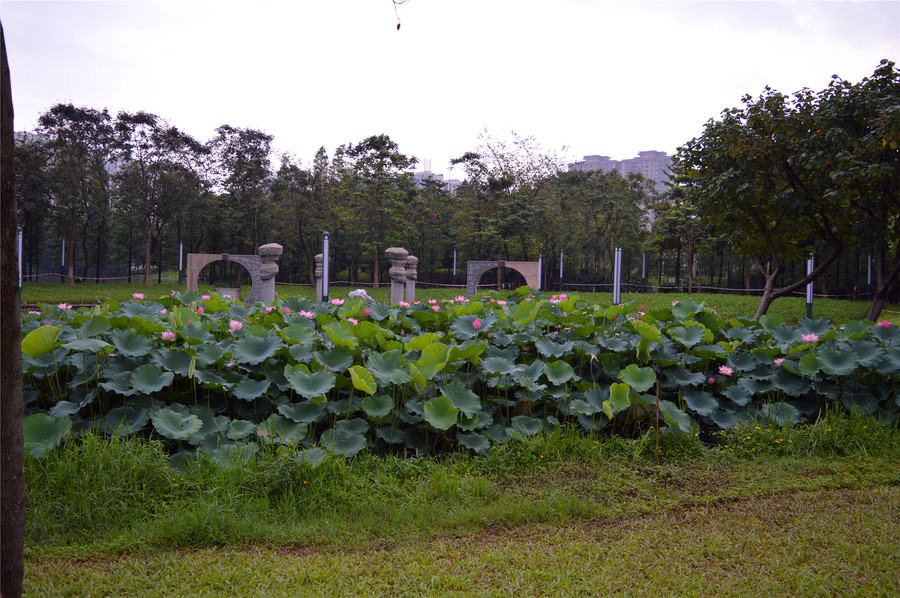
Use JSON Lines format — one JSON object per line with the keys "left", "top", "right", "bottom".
{"left": 23, "top": 417, "right": 900, "bottom": 597}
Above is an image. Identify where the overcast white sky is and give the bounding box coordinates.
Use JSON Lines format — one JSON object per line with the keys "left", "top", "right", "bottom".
{"left": 2, "top": 0, "right": 898, "bottom": 178}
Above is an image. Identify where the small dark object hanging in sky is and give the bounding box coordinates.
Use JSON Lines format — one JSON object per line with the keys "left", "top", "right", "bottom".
{"left": 393, "top": 0, "right": 408, "bottom": 30}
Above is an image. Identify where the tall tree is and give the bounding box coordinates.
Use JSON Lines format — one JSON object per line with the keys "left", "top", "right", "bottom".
{"left": 1, "top": 21, "right": 26, "bottom": 598}
{"left": 38, "top": 103, "right": 113, "bottom": 284}
{"left": 209, "top": 125, "right": 273, "bottom": 254}
{"left": 674, "top": 82, "right": 854, "bottom": 318}
{"left": 113, "top": 111, "right": 205, "bottom": 285}
{"left": 339, "top": 134, "right": 416, "bottom": 287}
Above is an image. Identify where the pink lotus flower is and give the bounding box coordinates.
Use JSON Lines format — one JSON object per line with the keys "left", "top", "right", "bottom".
{"left": 362, "top": 308, "right": 371, "bottom": 316}
{"left": 188, "top": 318, "right": 193, "bottom": 325}
{"left": 223, "top": 294, "right": 232, "bottom": 300}
{"left": 330, "top": 298, "right": 344, "bottom": 306}
{"left": 160, "top": 308, "right": 167, "bottom": 315}
{"left": 160, "top": 331, "right": 176, "bottom": 341}
{"left": 708, "top": 377, "right": 715, "bottom": 384}
{"left": 453, "top": 296, "right": 468, "bottom": 303}
{"left": 346, "top": 317, "right": 358, "bottom": 325}
{"left": 431, "top": 305, "right": 440, "bottom": 312}
{"left": 170, "top": 290, "right": 177, "bottom": 296}
{"left": 428, "top": 299, "right": 438, "bottom": 304}
{"left": 28, "top": 310, "right": 42, "bottom": 315}
{"left": 399, "top": 301, "right": 411, "bottom": 308}
{"left": 878, "top": 321, "right": 892, "bottom": 329}
{"left": 472, "top": 318, "right": 482, "bottom": 329}
{"left": 671, "top": 300, "right": 679, "bottom": 307}
{"left": 57, "top": 303, "right": 72, "bottom": 310}
{"left": 718, "top": 365, "right": 734, "bottom": 376}
{"left": 229, "top": 319, "right": 243, "bottom": 332}
{"left": 497, "top": 300, "right": 507, "bottom": 306}
{"left": 197, "top": 306, "right": 204, "bottom": 314}
{"left": 774, "top": 358, "right": 784, "bottom": 366}
{"left": 132, "top": 293, "right": 145, "bottom": 300}
{"left": 202, "top": 295, "right": 211, "bottom": 300}
{"left": 525, "top": 297, "right": 533, "bottom": 301}
{"left": 265, "top": 306, "right": 275, "bottom": 313}
{"left": 283, "top": 307, "right": 291, "bottom": 314}
{"left": 299, "top": 310, "right": 315, "bottom": 318}
{"left": 800, "top": 333, "right": 819, "bottom": 343}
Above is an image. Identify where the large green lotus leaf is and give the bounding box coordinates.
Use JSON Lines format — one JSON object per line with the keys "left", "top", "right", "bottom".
{"left": 181, "top": 324, "right": 214, "bottom": 345}
{"left": 737, "top": 376, "right": 773, "bottom": 395}
{"left": 49, "top": 401, "right": 83, "bottom": 417}
{"left": 296, "top": 447, "right": 327, "bottom": 467}
{"left": 725, "top": 326, "right": 757, "bottom": 344}
{"left": 619, "top": 363, "right": 656, "bottom": 393}
{"left": 758, "top": 314, "right": 786, "bottom": 334}
{"left": 849, "top": 339, "right": 884, "bottom": 368}
{"left": 816, "top": 346, "right": 860, "bottom": 377}
{"left": 798, "top": 317, "right": 833, "bottom": 338}
{"left": 285, "top": 368, "right": 336, "bottom": 400}
{"left": 348, "top": 365, "right": 377, "bottom": 395}
{"left": 841, "top": 320, "right": 872, "bottom": 337}
{"left": 202, "top": 443, "right": 259, "bottom": 467}
{"left": 727, "top": 352, "right": 758, "bottom": 372}
{"left": 478, "top": 356, "right": 518, "bottom": 376}
{"left": 543, "top": 360, "right": 575, "bottom": 386}
{"left": 76, "top": 315, "right": 111, "bottom": 338}
{"left": 99, "top": 371, "right": 140, "bottom": 397}
{"left": 130, "top": 364, "right": 174, "bottom": 394}
{"left": 230, "top": 377, "right": 271, "bottom": 401}
{"left": 771, "top": 368, "right": 805, "bottom": 396}
{"left": 684, "top": 389, "right": 719, "bottom": 417}
{"left": 449, "top": 341, "right": 488, "bottom": 364}
{"left": 797, "top": 352, "right": 820, "bottom": 377}
{"left": 23, "top": 413, "right": 72, "bottom": 458}
{"left": 289, "top": 345, "right": 314, "bottom": 363}
{"left": 658, "top": 400, "right": 694, "bottom": 433}
{"left": 194, "top": 368, "right": 227, "bottom": 388}
{"left": 841, "top": 390, "right": 880, "bottom": 415}
{"left": 319, "top": 427, "right": 367, "bottom": 456}
{"left": 278, "top": 401, "right": 325, "bottom": 424}
{"left": 534, "top": 337, "right": 574, "bottom": 358}
{"left": 661, "top": 366, "right": 706, "bottom": 387}
{"left": 155, "top": 349, "right": 194, "bottom": 377}
{"left": 364, "top": 303, "right": 394, "bottom": 321}
{"left": 196, "top": 343, "right": 226, "bottom": 367}
{"left": 634, "top": 322, "right": 662, "bottom": 343}
{"left": 599, "top": 335, "right": 632, "bottom": 353}
{"left": 186, "top": 407, "right": 230, "bottom": 446}
{"left": 760, "top": 402, "right": 801, "bottom": 427}
{"left": 257, "top": 413, "right": 307, "bottom": 444}
{"left": 110, "top": 328, "right": 153, "bottom": 357}
{"left": 361, "top": 394, "right": 393, "bottom": 419}
{"left": 101, "top": 406, "right": 150, "bottom": 436}
{"left": 314, "top": 348, "right": 354, "bottom": 373}
{"left": 571, "top": 398, "right": 597, "bottom": 416}
{"left": 375, "top": 426, "right": 408, "bottom": 445}
{"left": 668, "top": 326, "right": 705, "bottom": 349}
{"left": 225, "top": 419, "right": 257, "bottom": 441}
{"left": 232, "top": 334, "right": 284, "bottom": 365}
{"left": 151, "top": 406, "right": 203, "bottom": 441}
{"left": 770, "top": 325, "right": 802, "bottom": 349}
{"left": 671, "top": 299, "right": 704, "bottom": 319}
{"left": 871, "top": 323, "right": 900, "bottom": 344}
{"left": 423, "top": 396, "right": 459, "bottom": 430}
{"left": 366, "top": 350, "right": 412, "bottom": 386}
{"left": 416, "top": 343, "right": 451, "bottom": 381}
{"left": 405, "top": 333, "right": 442, "bottom": 352}
{"left": 62, "top": 338, "right": 110, "bottom": 353}
{"left": 457, "top": 432, "right": 491, "bottom": 454}
{"left": 709, "top": 408, "right": 740, "bottom": 430}
{"left": 440, "top": 381, "right": 481, "bottom": 418}
{"left": 119, "top": 301, "right": 165, "bottom": 318}
{"left": 510, "top": 415, "right": 542, "bottom": 436}
{"left": 607, "top": 382, "right": 631, "bottom": 414}
{"left": 457, "top": 413, "right": 479, "bottom": 431}
{"left": 21, "top": 325, "right": 60, "bottom": 359}
{"left": 322, "top": 323, "right": 358, "bottom": 350}
{"left": 279, "top": 323, "right": 316, "bottom": 345}
{"left": 723, "top": 385, "right": 752, "bottom": 407}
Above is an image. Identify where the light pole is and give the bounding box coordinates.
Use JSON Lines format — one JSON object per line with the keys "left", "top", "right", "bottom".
{"left": 322, "top": 231, "right": 330, "bottom": 303}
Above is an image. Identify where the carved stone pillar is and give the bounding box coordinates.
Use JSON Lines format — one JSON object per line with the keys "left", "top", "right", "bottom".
{"left": 405, "top": 255, "right": 418, "bottom": 304}
{"left": 385, "top": 247, "right": 409, "bottom": 305}
{"left": 314, "top": 253, "right": 323, "bottom": 302}
{"left": 256, "top": 243, "right": 283, "bottom": 303}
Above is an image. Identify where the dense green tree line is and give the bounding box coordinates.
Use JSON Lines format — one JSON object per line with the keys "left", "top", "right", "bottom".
{"left": 14, "top": 62, "right": 898, "bottom": 320}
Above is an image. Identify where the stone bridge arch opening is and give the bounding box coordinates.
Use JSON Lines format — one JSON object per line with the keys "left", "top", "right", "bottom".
{"left": 466, "top": 260, "right": 540, "bottom": 298}
{"left": 185, "top": 244, "right": 282, "bottom": 304}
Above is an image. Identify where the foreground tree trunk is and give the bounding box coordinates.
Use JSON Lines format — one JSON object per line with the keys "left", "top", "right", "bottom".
{"left": 866, "top": 241, "right": 900, "bottom": 322}
{"left": 752, "top": 244, "right": 843, "bottom": 319}
{"left": 1, "top": 23, "right": 26, "bottom": 598}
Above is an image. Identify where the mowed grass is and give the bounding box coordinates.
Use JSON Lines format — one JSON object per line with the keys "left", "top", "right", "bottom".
{"left": 19, "top": 281, "right": 900, "bottom": 326}
{"left": 23, "top": 415, "right": 900, "bottom": 597}
{"left": 25, "top": 487, "right": 900, "bottom": 597}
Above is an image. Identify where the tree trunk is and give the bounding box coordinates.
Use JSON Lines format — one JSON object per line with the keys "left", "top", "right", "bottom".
{"left": 373, "top": 249, "right": 380, "bottom": 288}
{"left": 1, "top": 24, "right": 26, "bottom": 597}
{"left": 866, "top": 242, "right": 900, "bottom": 322}
{"left": 143, "top": 220, "right": 152, "bottom": 286}
{"left": 67, "top": 210, "right": 76, "bottom": 284}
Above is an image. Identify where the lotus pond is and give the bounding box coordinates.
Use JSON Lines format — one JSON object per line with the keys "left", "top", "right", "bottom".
{"left": 20, "top": 288, "right": 900, "bottom": 461}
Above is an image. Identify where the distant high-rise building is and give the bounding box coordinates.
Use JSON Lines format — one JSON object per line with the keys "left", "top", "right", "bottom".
{"left": 568, "top": 150, "right": 672, "bottom": 192}
{"left": 411, "top": 169, "right": 461, "bottom": 196}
